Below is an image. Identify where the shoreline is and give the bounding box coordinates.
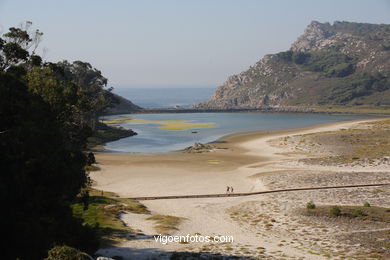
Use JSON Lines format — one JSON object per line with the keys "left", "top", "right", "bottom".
{"left": 104, "top": 107, "right": 390, "bottom": 116}
{"left": 215, "top": 118, "right": 362, "bottom": 146}
{"left": 95, "top": 116, "right": 384, "bottom": 156}
{"left": 91, "top": 117, "right": 390, "bottom": 259}
{"left": 92, "top": 118, "right": 387, "bottom": 197}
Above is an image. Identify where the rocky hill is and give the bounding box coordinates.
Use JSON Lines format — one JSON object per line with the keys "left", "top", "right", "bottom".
{"left": 195, "top": 21, "right": 390, "bottom": 110}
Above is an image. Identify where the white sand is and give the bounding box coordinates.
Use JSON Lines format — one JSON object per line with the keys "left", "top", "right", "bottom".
{"left": 92, "top": 118, "right": 389, "bottom": 259}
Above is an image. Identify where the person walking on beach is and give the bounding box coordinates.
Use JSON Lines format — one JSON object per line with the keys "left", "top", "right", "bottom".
{"left": 230, "top": 186, "right": 234, "bottom": 193}
{"left": 226, "top": 186, "right": 230, "bottom": 193}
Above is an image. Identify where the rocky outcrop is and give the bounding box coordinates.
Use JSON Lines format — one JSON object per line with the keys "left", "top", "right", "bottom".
{"left": 195, "top": 54, "right": 299, "bottom": 109}
{"left": 183, "top": 142, "right": 214, "bottom": 153}
{"left": 195, "top": 21, "right": 390, "bottom": 110}
{"left": 291, "top": 21, "right": 334, "bottom": 52}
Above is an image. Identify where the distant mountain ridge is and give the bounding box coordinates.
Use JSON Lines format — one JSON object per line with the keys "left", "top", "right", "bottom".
{"left": 195, "top": 21, "right": 390, "bottom": 110}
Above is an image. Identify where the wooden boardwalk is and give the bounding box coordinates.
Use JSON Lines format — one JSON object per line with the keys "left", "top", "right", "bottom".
{"left": 129, "top": 183, "right": 390, "bottom": 201}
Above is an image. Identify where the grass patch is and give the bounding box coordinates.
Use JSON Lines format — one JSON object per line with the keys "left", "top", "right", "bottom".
{"left": 132, "top": 119, "right": 214, "bottom": 130}
{"left": 339, "top": 230, "right": 390, "bottom": 257}
{"left": 207, "top": 159, "right": 222, "bottom": 165}
{"left": 303, "top": 205, "right": 390, "bottom": 222}
{"left": 84, "top": 165, "right": 100, "bottom": 171}
{"left": 158, "top": 122, "right": 215, "bottom": 130}
{"left": 306, "top": 201, "right": 316, "bottom": 209}
{"left": 103, "top": 117, "right": 215, "bottom": 131}
{"left": 330, "top": 206, "right": 341, "bottom": 216}
{"left": 71, "top": 188, "right": 149, "bottom": 245}
{"left": 146, "top": 215, "right": 184, "bottom": 235}
{"left": 314, "top": 106, "right": 390, "bottom": 115}
{"left": 101, "top": 116, "right": 133, "bottom": 124}
{"left": 87, "top": 188, "right": 150, "bottom": 215}
{"left": 302, "top": 119, "right": 390, "bottom": 164}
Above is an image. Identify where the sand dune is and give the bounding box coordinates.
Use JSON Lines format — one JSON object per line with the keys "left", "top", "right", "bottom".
{"left": 92, "top": 118, "right": 390, "bottom": 259}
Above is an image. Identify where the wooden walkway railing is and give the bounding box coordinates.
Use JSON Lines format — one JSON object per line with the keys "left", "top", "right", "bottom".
{"left": 128, "top": 183, "right": 390, "bottom": 201}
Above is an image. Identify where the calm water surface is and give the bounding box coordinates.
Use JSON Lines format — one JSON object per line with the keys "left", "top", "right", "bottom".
{"left": 113, "top": 87, "right": 215, "bottom": 108}
{"left": 104, "top": 112, "right": 368, "bottom": 153}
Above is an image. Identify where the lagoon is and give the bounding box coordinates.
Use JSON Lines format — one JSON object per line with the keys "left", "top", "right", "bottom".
{"left": 103, "top": 112, "right": 368, "bottom": 153}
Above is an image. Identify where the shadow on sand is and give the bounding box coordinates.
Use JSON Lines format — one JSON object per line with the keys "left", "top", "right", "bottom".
{"left": 96, "top": 246, "right": 259, "bottom": 260}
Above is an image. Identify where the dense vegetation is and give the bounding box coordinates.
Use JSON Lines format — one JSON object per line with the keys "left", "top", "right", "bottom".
{"left": 87, "top": 122, "right": 137, "bottom": 147}
{"left": 319, "top": 72, "right": 390, "bottom": 104}
{"left": 278, "top": 50, "right": 354, "bottom": 76}
{"left": 277, "top": 49, "right": 355, "bottom": 77}
{"left": 71, "top": 188, "right": 149, "bottom": 246}
{"left": 44, "top": 246, "right": 91, "bottom": 260}
{"left": 0, "top": 22, "right": 116, "bottom": 259}
{"left": 275, "top": 49, "right": 390, "bottom": 105}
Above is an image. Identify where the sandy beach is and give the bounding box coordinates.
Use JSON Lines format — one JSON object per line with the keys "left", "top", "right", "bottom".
{"left": 91, "top": 118, "right": 390, "bottom": 259}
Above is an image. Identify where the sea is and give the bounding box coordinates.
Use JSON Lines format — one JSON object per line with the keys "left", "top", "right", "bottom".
{"left": 105, "top": 88, "right": 368, "bottom": 153}
{"left": 113, "top": 87, "right": 216, "bottom": 108}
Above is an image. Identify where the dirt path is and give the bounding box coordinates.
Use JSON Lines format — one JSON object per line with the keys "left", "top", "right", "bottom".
{"left": 128, "top": 183, "right": 390, "bottom": 200}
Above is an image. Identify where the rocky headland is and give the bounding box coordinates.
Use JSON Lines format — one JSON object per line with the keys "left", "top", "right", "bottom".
{"left": 195, "top": 21, "right": 390, "bottom": 111}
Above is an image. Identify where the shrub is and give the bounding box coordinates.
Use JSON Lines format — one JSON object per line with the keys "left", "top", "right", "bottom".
{"left": 84, "top": 165, "right": 101, "bottom": 171}
{"left": 364, "top": 202, "right": 371, "bottom": 207}
{"left": 319, "top": 72, "right": 390, "bottom": 104}
{"left": 354, "top": 209, "right": 365, "bottom": 216}
{"left": 276, "top": 50, "right": 293, "bottom": 62}
{"left": 300, "top": 50, "right": 353, "bottom": 72}
{"left": 292, "top": 51, "right": 311, "bottom": 64}
{"left": 87, "top": 152, "right": 96, "bottom": 165}
{"left": 306, "top": 201, "right": 316, "bottom": 209}
{"left": 330, "top": 206, "right": 341, "bottom": 216}
{"left": 45, "top": 245, "right": 91, "bottom": 260}
{"left": 326, "top": 63, "right": 354, "bottom": 77}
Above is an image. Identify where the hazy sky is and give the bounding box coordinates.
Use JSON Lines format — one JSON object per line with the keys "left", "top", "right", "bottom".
{"left": 1, "top": 0, "right": 390, "bottom": 88}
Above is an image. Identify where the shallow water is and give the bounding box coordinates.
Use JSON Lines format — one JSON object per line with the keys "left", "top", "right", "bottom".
{"left": 103, "top": 112, "right": 368, "bottom": 153}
